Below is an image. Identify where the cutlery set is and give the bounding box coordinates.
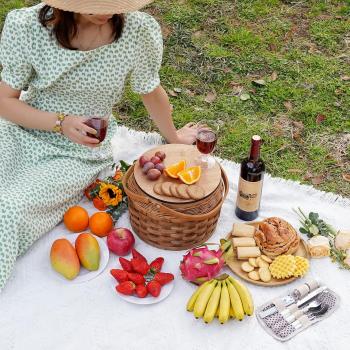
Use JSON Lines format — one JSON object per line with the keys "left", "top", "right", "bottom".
{"left": 256, "top": 279, "right": 339, "bottom": 341}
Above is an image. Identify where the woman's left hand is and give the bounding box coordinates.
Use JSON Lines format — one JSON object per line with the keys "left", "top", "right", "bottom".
{"left": 175, "top": 122, "right": 199, "bottom": 145}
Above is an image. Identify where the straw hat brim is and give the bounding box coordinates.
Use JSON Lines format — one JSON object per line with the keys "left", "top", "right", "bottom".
{"left": 42, "top": 0, "right": 154, "bottom": 14}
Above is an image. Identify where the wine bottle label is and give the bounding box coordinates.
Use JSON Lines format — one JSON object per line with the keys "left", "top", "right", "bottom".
{"left": 236, "top": 177, "right": 263, "bottom": 212}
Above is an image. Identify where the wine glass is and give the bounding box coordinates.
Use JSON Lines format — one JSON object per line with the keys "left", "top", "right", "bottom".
{"left": 84, "top": 107, "right": 111, "bottom": 159}
{"left": 195, "top": 120, "right": 218, "bottom": 169}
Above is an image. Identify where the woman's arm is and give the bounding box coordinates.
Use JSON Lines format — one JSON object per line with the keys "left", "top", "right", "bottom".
{"left": 0, "top": 82, "right": 99, "bottom": 146}
{"left": 141, "top": 85, "right": 198, "bottom": 145}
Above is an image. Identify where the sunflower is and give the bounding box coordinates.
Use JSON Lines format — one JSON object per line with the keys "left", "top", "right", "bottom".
{"left": 99, "top": 183, "right": 122, "bottom": 206}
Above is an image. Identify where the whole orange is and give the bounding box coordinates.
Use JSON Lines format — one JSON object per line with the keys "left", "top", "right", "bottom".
{"left": 89, "top": 212, "right": 113, "bottom": 237}
{"left": 63, "top": 206, "right": 89, "bottom": 232}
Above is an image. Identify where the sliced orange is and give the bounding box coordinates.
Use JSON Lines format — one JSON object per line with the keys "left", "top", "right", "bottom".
{"left": 178, "top": 166, "right": 201, "bottom": 185}
{"left": 164, "top": 160, "right": 186, "bottom": 178}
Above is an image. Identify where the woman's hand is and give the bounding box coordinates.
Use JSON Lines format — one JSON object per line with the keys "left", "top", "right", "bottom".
{"left": 175, "top": 122, "right": 202, "bottom": 145}
{"left": 61, "top": 115, "right": 100, "bottom": 147}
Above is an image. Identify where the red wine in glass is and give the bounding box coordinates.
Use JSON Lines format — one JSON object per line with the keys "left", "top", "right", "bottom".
{"left": 196, "top": 130, "right": 217, "bottom": 154}
{"left": 85, "top": 118, "right": 108, "bottom": 142}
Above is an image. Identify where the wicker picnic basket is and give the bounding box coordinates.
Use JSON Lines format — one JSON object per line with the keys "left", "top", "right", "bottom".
{"left": 122, "top": 164, "right": 229, "bottom": 251}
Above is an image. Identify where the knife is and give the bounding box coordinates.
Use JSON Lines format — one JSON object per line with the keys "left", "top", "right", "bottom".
{"left": 259, "top": 286, "right": 327, "bottom": 319}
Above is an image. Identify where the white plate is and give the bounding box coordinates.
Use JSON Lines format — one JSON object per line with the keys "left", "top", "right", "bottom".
{"left": 51, "top": 233, "right": 109, "bottom": 284}
{"left": 112, "top": 260, "right": 175, "bottom": 305}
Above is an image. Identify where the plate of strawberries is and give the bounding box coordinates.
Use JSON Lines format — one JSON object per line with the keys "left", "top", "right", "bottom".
{"left": 110, "top": 248, "right": 175, "bottom": 305}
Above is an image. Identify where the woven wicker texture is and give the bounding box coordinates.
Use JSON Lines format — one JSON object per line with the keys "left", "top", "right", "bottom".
{"left": 122, "top": 165, "right": 229, "bottom": 250}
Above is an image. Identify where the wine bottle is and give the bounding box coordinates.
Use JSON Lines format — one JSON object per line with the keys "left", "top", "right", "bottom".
{"left": 235, "top": 135, "right": 265, "bottom": 221}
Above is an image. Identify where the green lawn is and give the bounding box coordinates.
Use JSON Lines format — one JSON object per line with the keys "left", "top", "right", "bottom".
{"left": 1, "top": 0, "right": 350, "bottom": 197}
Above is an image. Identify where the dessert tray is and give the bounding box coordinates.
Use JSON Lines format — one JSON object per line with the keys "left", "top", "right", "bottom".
{"left": 225, "top": 218, "right": 309, "bottom": 286}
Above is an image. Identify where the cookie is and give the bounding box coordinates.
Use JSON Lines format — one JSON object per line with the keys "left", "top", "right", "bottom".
{"left": 293, "top": 256, "right": 309, "bottom": 277}
{"left": 269, "top": 255, "right": 296, "bottom": 279}
{"left": 259, "top": 267, "right": 272, "bottom": 282}
{"left": 187, "top": 185, "right": 205, "bottom": 200}
{"left": 248, "top": 258, "right": 258, "bottom": 268}
{"left": 153, "top": 183, "right": 163, "bottom": 195}
{"left": 248, "top": 270, "right": 260, "bottom": 281}
{"left": 176, "top": 184, "right": 191, "bottom": 199}
{"left": 170, "top": 183, "right": 180, "bottom": 198}
{"left": 257, "top": 257, "right": 270, "bottom": 268}
{"left": 161, "top": 182, "right": 173, "bottom": 197}
{"left": 261, "top": 255, "right": 273, "bottom": 263}
{"left": 241, "top": 262, "right": 254, "bottom": 273}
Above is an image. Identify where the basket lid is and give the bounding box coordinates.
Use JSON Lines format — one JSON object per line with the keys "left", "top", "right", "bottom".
{"left": 134, "top": 144, "right": 221, "bottom": 203}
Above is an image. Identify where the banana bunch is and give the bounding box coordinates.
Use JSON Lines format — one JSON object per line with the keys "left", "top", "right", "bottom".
{"left": 186, "top": 274, "right": 254, "bottom": 324}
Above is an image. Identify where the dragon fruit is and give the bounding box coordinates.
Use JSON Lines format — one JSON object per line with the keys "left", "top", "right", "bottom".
{"left": 179, "top": 246, "right": 225, "bottom": 285}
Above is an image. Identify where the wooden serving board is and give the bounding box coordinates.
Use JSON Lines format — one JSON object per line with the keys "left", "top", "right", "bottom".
{"left": 134, "top": 144, "right": 221, "bottom": 203}
{"left": 225, "top": 222, "right": 309, "bottom": 287}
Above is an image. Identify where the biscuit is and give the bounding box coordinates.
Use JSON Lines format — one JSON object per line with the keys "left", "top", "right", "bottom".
{"left": 241, "top": 262, "right": 254, "bottom": 273}
{"left": 170, "top": 183, "right": 180, "bottom": 198}
{"left": 257, "top": 257, "right": 270, "bottom": 268}
{"left": 259, "top": 267, "right": 272, "bottom": 282}
{"left": 153, "top": 183, "right": 163, "bottom": 195}
{"left": 261, "top": 255, "right": 273, "bottom": 263}
{"left": 161, "top": 182, "right": 173, "bottom": 197}
{"left": 187, "top": 185, "right": 205, "bottom": 200}
{"left": 176, "top": 184, "right": 191, "bottom": 199}
{"left": 248, "top": 258, "right": 258, "bottom": 267}
{"left": 248, "top": 270, "right": 260, "bottom": 281}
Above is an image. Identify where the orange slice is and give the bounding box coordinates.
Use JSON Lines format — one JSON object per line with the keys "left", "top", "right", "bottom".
{"left": 164, "top": 160, "right": 186, "bottom": 178}
{"left": 178, "top": 166, "right": 201, "bottom": 185}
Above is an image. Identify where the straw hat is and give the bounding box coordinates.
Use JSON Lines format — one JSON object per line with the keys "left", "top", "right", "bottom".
{"left": 42, "top": 0, "right": 154, "bottom": 14}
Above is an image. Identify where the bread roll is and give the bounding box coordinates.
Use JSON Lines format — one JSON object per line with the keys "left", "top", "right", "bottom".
{"left": 237, "top": 247, "right": 261, "bottom": 259}
{"left": 232, "top": 237, "right": 256, "bottom": 248}
{"left": 232, "top": 223, "right": 255, "bottom": 237}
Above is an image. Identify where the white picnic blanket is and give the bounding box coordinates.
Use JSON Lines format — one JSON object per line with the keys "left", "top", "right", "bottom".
{"left": 1, "top": 126, "right": 349, "bottom": 350}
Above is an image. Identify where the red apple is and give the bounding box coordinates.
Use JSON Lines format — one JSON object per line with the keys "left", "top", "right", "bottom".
{"left": 107, "top": 228, "right": 135, "bottom": 256}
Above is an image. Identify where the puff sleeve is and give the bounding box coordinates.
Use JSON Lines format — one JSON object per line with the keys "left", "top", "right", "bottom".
{"left": 0, "top": 10, "right": 34, "bottom": 90}
{"left": 130, "top": 13, "right": 163, "bottom": 94}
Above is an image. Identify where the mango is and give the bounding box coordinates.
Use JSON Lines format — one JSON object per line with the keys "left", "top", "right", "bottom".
{"left": 75, "top": 233, "right": 100, "bottom": 271}
{"left": 50, "top": 239, "right": 80, "bottom": 280}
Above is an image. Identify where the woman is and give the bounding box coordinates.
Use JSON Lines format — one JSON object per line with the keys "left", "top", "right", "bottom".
{"left": 0, "top": 0, "right": 198, "bottom": 291}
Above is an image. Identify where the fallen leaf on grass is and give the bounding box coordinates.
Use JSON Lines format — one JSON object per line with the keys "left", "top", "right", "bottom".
{"left": 204, "top": 91, "right": 217, "bottom": 103}
{"left": 173, "top": 87, "right": 182, "bottom": 93}
{"left": 288, "top": 169, "right": 303, "bottom": 174}
{"left": 252, "top": 79, "right": 266, "bottom": 86}
{"left": 316, "top": 114, "right": 326, "bottom": 124}
{"left": 341, "top": 75, "right": 350, "bottom": 81}
{"left": 304, "top": 171, "right": 313, "bottom": 181}
{"left": 284, "top": 101, "right": 293, "bottom": 111}
{"left": 192, "top": 30, "right": 204, "bottom": 39}
{"left": 270, "top": 71, "right": 278, "bottom": 81}
{"left": 185, "top": 89, "right": 195, "bottom": 97}
{"left": 268, "top": 43, "right": 277, "bottom": 52}
{"left": 291, "top": 120, "right": 304, "bottom": 140}
{"left": 311, "top": 175, "right": 324, "bottom": 185}
{"left": 223, "top": 67, "right": 232, "bottom": 73}
{"left": 168, "top": 90, "right": 178, "bottom": 97}
{"left": 240, "top": 93, "right": 250, "bottom": 101}
{"left": 342, "top": 173, "right": 350, "bottom": 182}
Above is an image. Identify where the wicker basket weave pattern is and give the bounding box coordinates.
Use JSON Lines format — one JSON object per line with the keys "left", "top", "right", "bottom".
{"left": 122, "top": 165, "right": 229, "bottom": 250}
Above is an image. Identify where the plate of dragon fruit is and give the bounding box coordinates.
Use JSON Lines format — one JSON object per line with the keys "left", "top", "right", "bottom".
{"left": 179, "top": 245, "right": 225, "bottom": 284}
{"left": 110, "top": 248, "right": 175, "bottom": 305}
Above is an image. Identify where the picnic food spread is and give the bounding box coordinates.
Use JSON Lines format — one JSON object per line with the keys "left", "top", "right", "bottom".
{"left": 48, "top": 142, "right": 347, "bottom": 342}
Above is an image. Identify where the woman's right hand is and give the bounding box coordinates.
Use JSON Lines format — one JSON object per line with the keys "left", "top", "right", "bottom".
{"left": 61, "top": 115, "right": 100, "bottom": 147}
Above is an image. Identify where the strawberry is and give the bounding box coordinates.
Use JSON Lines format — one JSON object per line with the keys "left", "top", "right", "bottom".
{"left": 110, "top": 269, "right": 129, "bottom": 283}
{"left": 92, "top": 197, "right": 107, "bottom": 211}
{"left": 149, "top": 257, "right": 164, "bottom": 273}
{"left": 147, "top": 280, "right": 161, "bottom": 297}
{"left": 131, "top": 248, "right": 147, "bottom": 263}
{"left": 127, "top": 272, "right": 145, "bottom": 285}
{"left": 131, "top": 257, "right": 149, "bottom": 275}
{"left": 153, "top": 272, "right": 174, "bottom": 286}
{"left": 119, "top": 257, "right": 133, "bottom": 272}
{"left": 116, "top": 281, "right": 135, "bottom": 295}
{"left": 135, "top": 285, "right": 148, "bottom": 298}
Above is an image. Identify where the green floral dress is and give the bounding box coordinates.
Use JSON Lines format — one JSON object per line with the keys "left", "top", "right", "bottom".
{"left": 0, "top": 4, "right": 163, "bottom": 290}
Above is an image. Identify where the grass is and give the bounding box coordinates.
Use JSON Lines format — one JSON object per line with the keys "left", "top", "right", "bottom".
{"left": 1, "top": 0, "right": 349, "bottom": 197}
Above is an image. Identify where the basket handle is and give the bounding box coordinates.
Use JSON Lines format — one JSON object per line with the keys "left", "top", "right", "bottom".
{"left": 123, "top": 164, "right": 229, "bottom": 222}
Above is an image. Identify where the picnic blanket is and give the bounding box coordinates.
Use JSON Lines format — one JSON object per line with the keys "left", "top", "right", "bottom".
{"left": 0, "top": 126, "right": 349, "bottom": 350}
